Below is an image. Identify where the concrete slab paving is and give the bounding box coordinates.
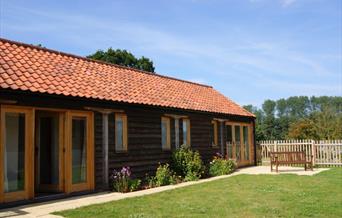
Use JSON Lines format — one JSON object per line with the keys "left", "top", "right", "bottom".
{"left": 0, "top": 166, "right": 329, "bottom": 218}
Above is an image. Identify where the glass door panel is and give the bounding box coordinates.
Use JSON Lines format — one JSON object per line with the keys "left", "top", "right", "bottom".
{"left": 72, "top": 117, "right": 87, "bottom": 184}
{"left": 1, "top": 107, "right": 33, "bottom": 203}
{"left": 4, "top": 113, "right": 25, "bottom": 193}
{"left": 243, "top": 126, "right": 250, "bottom": 161}
{"left": 226, "top": 125, "right": 233, "bottom": 159}
{"left": 234, "top": 125, "right": 241, "bottom": 161}
{"left": 67, "top": 111, "right": 94, "bottom": 193}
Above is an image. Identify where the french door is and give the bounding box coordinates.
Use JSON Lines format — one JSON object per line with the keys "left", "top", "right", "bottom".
{"left": 0, "top": 106, "right": 94, "bottom": 204}
{"left": 0, "top": 106, "right": 34, "bottom": 203}
{"left": 226, "top": 122, "right": 254, "bottom": 167}
{"left": 65, "top": 111, "right": 94, "bottom": 193}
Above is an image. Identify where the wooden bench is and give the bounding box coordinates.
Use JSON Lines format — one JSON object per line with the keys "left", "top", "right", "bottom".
{"left": 270, "top": 151, "right": 313, "bottom": 172}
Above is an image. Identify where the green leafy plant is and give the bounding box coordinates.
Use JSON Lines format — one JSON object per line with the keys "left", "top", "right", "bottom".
{"left": 128, "top": 179, "right": 141, "bottom": 192}
{"left": 154, "top": 163, "right": 177, "bottom": 186}
{"left": 171, "top": 145, "right": 204, "bottom": 181}
{"left": 209, "top": 153, "right": 236, "bottom": 176}
{"left": 146, "top": 175, "right": 156, "bottom": 189}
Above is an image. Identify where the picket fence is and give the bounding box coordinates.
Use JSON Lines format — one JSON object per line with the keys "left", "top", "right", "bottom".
{"left": 257, "top": 139, "right": 342, "bottom": 167}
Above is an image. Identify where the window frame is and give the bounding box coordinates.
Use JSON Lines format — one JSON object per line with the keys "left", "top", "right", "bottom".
{"left": 115, "top": 113, "right": 128, "bottom": 152}
{"left": 182, "top": 118, "right": 191, "bottom": 146}
{"left": 161, "top": 117, "right": 171, "bottom": 150}
{"left": 211, "top": 120, "right": 218, "bottom": 147}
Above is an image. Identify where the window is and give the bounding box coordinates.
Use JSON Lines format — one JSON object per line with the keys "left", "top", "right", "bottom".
{"left": 211, "top": 120, "right": 218, "bottom": 146}
{"left": 115, "top": 114, "right": 127, "bottom": 152}
{"left": 182, "top": 119, "right": 190, "bottom": 146}
{"left": 161, "top": 117, "right": 171, "bottom": 150}
{"left": 243, "top": 126, "right": 250, "bottom": 161}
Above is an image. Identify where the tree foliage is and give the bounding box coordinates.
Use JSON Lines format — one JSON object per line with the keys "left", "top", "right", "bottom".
{"left": 244, "top": 96, "right": 342, "bottom": 140}
{"left": 87, "top": 48, "right": 155, "bottom": 73}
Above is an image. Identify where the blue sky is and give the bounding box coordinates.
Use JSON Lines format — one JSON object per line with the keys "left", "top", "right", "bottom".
{"left": 0, "top": 0, "right": 341, "bottom": 106}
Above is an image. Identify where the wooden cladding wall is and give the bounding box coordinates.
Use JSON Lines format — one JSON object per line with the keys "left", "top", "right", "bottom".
{"left": 107, "top": 109, "right": 172, "bottom": 182}
{"left": 94, "top": 112, "right": 104, "bottom": 190}
{"left": 96, "top": 107, "right": 253, "bottom": 189}
{"left": 0, "top": 91, "right": 255, "bottom": 191}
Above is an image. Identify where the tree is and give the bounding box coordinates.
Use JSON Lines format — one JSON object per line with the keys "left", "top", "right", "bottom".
{"left": 243, "top": 105, "right": 266, "bottom": 141}
{"left": 276, "top": 98, "right": 288, "bottom": 117}
{"left": 287, "top": 119, "right": 317, "bottom": 139}
{"left": 288, "top": 107, "right": 342, "bottom": 140}
{"left": 87, "top": 48, "right": 155, "bottom": 73}
{"left": 286, "top": 96, "right": 310, "bottom": 118}
{"left": 310, "top": 107, "right": 342, "bottom": 140}
{"left": 244, "top": 96, "right": 342, "bottom": 140}
{"left": 262, "top": 100, "right": 276, "bottom": 117}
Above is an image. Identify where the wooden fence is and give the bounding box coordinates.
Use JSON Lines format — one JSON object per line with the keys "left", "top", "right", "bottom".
{"left": 257, "top": 140, "right": 342, "bottom": 167}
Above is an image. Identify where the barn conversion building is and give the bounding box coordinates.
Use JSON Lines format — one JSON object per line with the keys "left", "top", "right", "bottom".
{"left": 0, "top": 38, "right": 255, "bottom": 205}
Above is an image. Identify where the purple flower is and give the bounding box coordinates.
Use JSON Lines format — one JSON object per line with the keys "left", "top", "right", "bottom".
{"left": 215, "top": 152, "right": 223, "bottom": 158}
{"left": 119, "top": 166, "right": 132, "bottom": 177}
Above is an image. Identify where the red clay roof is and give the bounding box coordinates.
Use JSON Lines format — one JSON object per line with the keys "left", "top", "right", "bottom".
{"left": 0, "top": 38, "right": 254, "bottom": 117}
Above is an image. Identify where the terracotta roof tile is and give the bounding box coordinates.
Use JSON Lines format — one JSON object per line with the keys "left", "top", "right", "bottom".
{"left": 0, "top": 38, "right": 254, "bottom": 117}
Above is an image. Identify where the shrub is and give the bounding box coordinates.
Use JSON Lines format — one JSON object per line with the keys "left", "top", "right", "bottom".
{"left": 209, "top": 153, "right": 236, "bottom": 176}
{"left": 154, "top": 163, "right": 177, "bottom": 186}
{"left": 111, "top": 166, "right": 141, "bottom": 192}
{"left": 146, "top": 175, "right": 156, "bottom": 188}
{"left": 128, "top": 179, "right": 141, "bottom": 192}
{"left": 171, "top": 145, "right": 204, "bottom": 181}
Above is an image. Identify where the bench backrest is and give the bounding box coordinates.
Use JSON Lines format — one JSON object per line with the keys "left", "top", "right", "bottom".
{"left": 270, "top": 151, "right": 306, "bottom": 162}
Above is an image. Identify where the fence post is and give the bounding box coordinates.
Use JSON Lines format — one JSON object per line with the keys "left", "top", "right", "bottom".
{"left": 275, "top": 140, "right": 278, "bottom": 152}
{"left": 311, "top": 140, "right": 315, "bottom": 166}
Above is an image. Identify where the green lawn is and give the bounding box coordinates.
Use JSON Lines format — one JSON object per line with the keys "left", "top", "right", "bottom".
{"left": 56, "top": 168, "right": 342, "bottom": 218}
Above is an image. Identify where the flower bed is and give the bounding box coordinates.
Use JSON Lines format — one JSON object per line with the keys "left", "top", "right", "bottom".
{"left": 110, "top": 146, "right": 236, "bottom": 193}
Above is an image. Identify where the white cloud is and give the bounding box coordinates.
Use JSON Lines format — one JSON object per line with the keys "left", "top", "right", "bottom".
{"left": 280, "top": 0, "right": 298, "bottom": 7}
{"left": 2, "top": 3, "right": 340, "bottom": 105}
{"left": 249, "top": 0, "right": 298, "bottom": 7}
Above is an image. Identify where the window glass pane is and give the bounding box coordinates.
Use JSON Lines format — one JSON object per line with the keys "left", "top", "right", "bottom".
{"left": 72, "top": 117, "right": 87, "bottom": 184}
{"left": 210, "top": 123, "right": 214, "bottom": 144}
{"left": 4, "top": 112, "right": 25, "bottom": 192}
{"left": 161, "top": 120, "right": 167, "bottom": 149}
{"left": 226, "top": 125, "right": 233, "bottom": 158}
{"left": 116, "top": 116, "right": 123, "bottom": 151}
{"left": 235, "top": 125, "right": 241, "bottom": 160}
{"left": 182, "top": 120, "right": 187, "bottom": 145}
{"left": 243, "top": 126, "right": 249, "bottom": 161}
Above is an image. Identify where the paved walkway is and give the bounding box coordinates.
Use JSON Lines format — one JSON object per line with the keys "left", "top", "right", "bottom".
{"left": 0, "top": 166, "right": 329, "bottom": 218}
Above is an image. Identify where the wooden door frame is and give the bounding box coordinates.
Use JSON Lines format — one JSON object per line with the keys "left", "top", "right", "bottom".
{"left": 34, "top": 110, "right": 65, "bottom": 194}
{"left": 65, "top": 111, "right": 94, "bottom": 194}
{"left": 1, "top": 105, "right": 94, "bottom": 204}
{"left": 0, "top": 105, "right": 34, "bottom": 203}
{"left": 225, "top": 121, "right": 254, "bottom": 167}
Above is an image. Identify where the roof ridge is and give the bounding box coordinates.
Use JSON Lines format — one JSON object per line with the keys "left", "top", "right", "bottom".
{"left": 0, "top": 37, "right": 212, "bottom": 88}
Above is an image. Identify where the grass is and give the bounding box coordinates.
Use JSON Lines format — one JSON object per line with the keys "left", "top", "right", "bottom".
{"left": 55, "top": 168, "right": 342, "bottom": 218}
